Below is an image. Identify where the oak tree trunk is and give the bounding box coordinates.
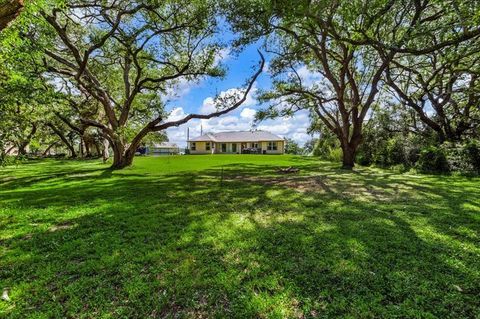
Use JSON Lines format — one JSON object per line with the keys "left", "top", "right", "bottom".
{"left": 340, "top": 135, "right": 361, "bottom": 170}
{"left": 109, "top": 134, "right": 145, "bottom": 169}
{"left": 18, "top": 142, "right": 28, "bottom": 156}
{"left": 0, "top": 0, "right": 23, "bottom": 31}
{"left": 18, "top": 123, "right": 37, "bottom": 156}
{"left": 341, "top": 145, "right": 356, "bottom": 169}
{"left": 84, "top": 139, "right": 91, "bottom": 157}
{"left": 94, "top": 142, "right": 101, "bottom": 157}
{"left": 79, "top": 138, "right": 84, "bottom": 157}
{"left": 42, "top": 142, "right": 57, "bottom": 156}
{"left": 102, "top": 138, "right": 110, "bottom": 163}
{"left": 47, "top": 123, "right": 77, "bottom": 158}
{"left": 110, "top": 140, "right": 135, "bottom": 169}
{"left": 111, "top": 152, "right": 135, "bottom": 169}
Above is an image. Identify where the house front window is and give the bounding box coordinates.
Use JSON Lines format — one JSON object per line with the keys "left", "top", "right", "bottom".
{"left": 206, "top": 142, "right": 211, "bottom": 151}
{"left": 191, "top": 142, "right": 196, "bottom": 151}
{"left": 268, "top": 142, "right": 278, "bottom": 151}
{"left": 221, "top": 143, "right": 227, "bottom": 152}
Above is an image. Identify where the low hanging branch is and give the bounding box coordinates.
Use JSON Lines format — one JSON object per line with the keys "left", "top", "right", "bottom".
{"left": 46, "top": 123, "right": 77, "bottom": 158}
{"left": 153, "top": 51, "right": 265, "bottom": 132}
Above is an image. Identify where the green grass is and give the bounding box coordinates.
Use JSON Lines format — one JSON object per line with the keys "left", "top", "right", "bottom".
{"left": 1, "top": 155, "right": 479, "bottom": 318}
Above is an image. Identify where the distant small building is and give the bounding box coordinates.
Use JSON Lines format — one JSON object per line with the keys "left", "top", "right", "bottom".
{"left": 147, "top": 142, "right": 180, "bottom": 155}
{"left": 188, "top": 131, "right": 285, "bottom": 154}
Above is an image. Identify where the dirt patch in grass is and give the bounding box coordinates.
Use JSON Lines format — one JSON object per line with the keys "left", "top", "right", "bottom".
{"left": 226, "top": 174, "right": 327, "bottom": 191}
{"left": 48, "top": 222, "right": 75, "bottom": 232}
{"left": 226, "top": 173, "right": 410, "bottom": 201}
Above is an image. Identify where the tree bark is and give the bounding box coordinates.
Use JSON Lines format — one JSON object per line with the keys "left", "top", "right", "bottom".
{"left": 79, "top": 138, "right": 84, "bottom": 157}
{"left": 0, "top": 0, "right": 23, "bottom": 31}
{"left": 102, "top": 138, "right": 110, "bottom": 163}
{"left": 18, "top": 123, "right": 37, "bottom": 156}
{"left": 17, "top": 143, "right": 28, "bottom": 156}
{"left": 47, "top": 123, "right": 77, "bottom": 158}
{"left": 94, "top": 141, "right": 101, "bottom": 157}
{"left": 109, "top": 136, "right": 143, "bottom": 169}
{"left": 42, "top": 142, "right": 58, "bottom": 156}
{"left": 111, "top": 151, "right": 135, "bottom": 169}
{"left": 84, "top": 138, "right": 91, "bottom": 157}
{"left": 340, "top": 133, "right": 361, "bottom": 170}
{"left": 110, "top": 139, "right": 133, "bottom": 169}
{"left": 341, "top": 145, "right": 356, "bottom": 169}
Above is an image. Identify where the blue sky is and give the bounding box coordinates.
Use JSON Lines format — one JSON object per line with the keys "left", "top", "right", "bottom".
{"left": 163, "top": 43, "right": 314, "bottom": 148}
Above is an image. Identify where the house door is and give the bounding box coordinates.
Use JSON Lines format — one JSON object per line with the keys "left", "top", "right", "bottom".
{"left": 232, "top": 143, "right": 237, "bottom": 153}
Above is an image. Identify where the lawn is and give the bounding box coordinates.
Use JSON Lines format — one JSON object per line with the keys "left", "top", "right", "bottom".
{"left": 1, "top": 155, "right": 479, "bottom": 318}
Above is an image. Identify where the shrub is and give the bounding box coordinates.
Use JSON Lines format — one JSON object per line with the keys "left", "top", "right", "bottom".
{"left": 0, "top": 155, "right": 21, "bottom": 167}
{"left": 356, "top": 133, "right": 376, "bottom": 166}
{"left": 360, "top": 136, "right": 409, "bottom": 167}
{"left": 404, "top": 142, "right": 421, "bottom": 167}
{"left": 356, "top": 150, "right": 372, "bottom": 166}
{"left": 385, "top": 137, "right": 406, "bottom": 166}
{"left": 329, "top": 147, "right": 343, "bottom": 162}
{"left": 444, "top": 144, "right": 468, "bottom": 172}
{"left": 315, "top": 144, "right": 343, "bottom": 163}
{"left": 390, "top": 163, "right": 409, "bottom": 173}
{"left": 463, "top": 140, "right": 480, "bottom": 173}
{"left": 441, "top": 141, "right": 480, "bottom": 174}
{"left": 313, "top": 133, "right": 340, "bottom": 160}
{"left": 417, "top": 146, "right": 449, "bottom": 173}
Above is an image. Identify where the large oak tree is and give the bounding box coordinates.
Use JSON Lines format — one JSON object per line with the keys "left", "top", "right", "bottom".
{"left": 226, "top": 0, "right": 480, "bottom": 168}
{"left": 31, "top": 0, "right": 263, "bottom": 168}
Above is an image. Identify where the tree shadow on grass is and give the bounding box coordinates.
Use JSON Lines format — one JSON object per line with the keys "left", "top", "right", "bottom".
{"left": 229, "top": 202, "right": 479, "bottom": 317}
{"left": 0, "top": 161, "right": 479, "bottom": 318}
{"left": 0, "top": 160, "right": 108, "bottom": 191}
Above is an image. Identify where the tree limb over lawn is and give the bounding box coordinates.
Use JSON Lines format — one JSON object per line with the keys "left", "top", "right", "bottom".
{"left": 152, "top": 51, "right": 265, "bottom": 132}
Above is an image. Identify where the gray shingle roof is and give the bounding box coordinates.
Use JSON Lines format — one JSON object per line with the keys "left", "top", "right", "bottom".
{"left": 188, "top": 131, "right": 283, "bottom": 142}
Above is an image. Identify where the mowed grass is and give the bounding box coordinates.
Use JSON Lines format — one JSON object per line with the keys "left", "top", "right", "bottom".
{"left": 0, "top": 155, "right": 479, "bottom": 318}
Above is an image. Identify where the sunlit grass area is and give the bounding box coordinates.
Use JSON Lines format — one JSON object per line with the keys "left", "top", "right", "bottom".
{"left": 1, "top": 155, "right": 479, "bottom": 318}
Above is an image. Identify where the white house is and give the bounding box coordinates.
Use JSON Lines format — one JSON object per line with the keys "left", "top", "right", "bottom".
{"left": 188, "top": 131, "right": 285, "bottom": 154}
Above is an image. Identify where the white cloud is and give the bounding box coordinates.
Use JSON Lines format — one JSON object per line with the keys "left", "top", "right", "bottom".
{"left": 199, "top": 84, "right": 257, "bottom": 114}
{"left": 200, "top": 97, "right": 217, "bottom": 114}
{"left": 166, "top": 107, "right": 187, "bottom": 122}
{"left": 296, "top": 65, "right": 322, "bottom": 87}
{"left": 165, "top": 78, "right": 202, "bottom": 101}
{"left": 240, "top": 107, "right": 256, "bottom": 120}
{"left": 214, "top": 48, "right": 231, "bottom": 66}
{"left": 263, "top": 61, "right": 271, "bottom": 75}
{"left": 257, "top": 110, "right": 311, "bottom": 139}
